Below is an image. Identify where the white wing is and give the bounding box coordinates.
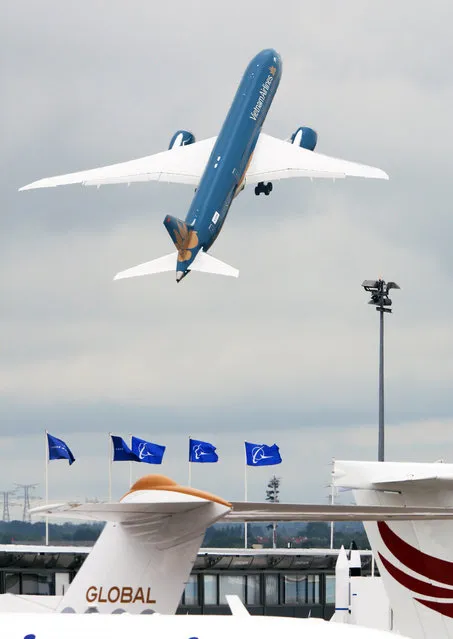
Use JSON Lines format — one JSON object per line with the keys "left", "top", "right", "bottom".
{"left": 19, "top": 137, "right": 217, "bottom": 191}
{"left": 246, "top": 133, "right": 388, "bottom": 182}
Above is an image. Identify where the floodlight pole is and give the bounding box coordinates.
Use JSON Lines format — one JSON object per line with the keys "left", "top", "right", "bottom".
{"left": 378, "top": 307, "right": 385, "bottom": 462}
{"left": 361, "top": 279, "right": 400, "bottom": 462}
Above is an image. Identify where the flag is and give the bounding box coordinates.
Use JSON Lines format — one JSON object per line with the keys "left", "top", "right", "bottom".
{"left": 131, "top": 436, "right": 165, "bottom": 465}
{"left": 245, "top": 442, "right": 282, "bottom": 466}
{"left": 111, "top": 435, "right": 138, "bottom": 462}
{"left": 189, "top": 438, "right": 219, "bottom": 463}
{"left": 47, "top": 433, "right": 75, "bottom": 465}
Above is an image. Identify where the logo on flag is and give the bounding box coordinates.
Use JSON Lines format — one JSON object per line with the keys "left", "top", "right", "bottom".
{"left": 111, "top": 435, "right": 138, "bottom": 462}
{"left": 131, "top": 437, "right": 165, "bottom": 465}
{"left": 189, "top": 438, "right": 219, "bottom": 463}
{"left": 245, "top": 442, "right": 282, "bottom": 466}
{"left": 47, "top": 433, "right": 76, "bottom": 465}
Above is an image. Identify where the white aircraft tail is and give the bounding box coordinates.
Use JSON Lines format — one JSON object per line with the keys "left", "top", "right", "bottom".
{"left": 34, "top": 475, "right": 230, "bottom": 614}
{"left": 114, "top": 250, "right": 239, "bottom": 280}
{"left": 333, "top": 460, "right": 453, "bottom": 639}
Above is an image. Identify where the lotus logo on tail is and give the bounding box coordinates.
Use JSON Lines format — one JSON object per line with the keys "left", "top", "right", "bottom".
{"left": 378, "top": 521, "right": 453, "bottom": 617}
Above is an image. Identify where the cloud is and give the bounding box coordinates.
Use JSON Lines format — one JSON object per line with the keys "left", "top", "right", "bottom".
{"left": 2, "top": 1, "right": 453, "bottom": 506}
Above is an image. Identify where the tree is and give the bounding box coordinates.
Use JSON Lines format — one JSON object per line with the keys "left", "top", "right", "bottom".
{"left": 265, "top": 475, "right": 281, "bottom": 548}
{"left": 265, "top": 475, "right": 280, "bottom": 503}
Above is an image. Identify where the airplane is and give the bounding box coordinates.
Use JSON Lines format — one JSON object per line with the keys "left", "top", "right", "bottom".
{"left": 331, "top": 459, "right": 453, "bottom": 639}
{"left": 19, "top": 48, "right": 389, "bottom": 283}
{"left": 1, "top": 467, "right": 453, "bottom": 638}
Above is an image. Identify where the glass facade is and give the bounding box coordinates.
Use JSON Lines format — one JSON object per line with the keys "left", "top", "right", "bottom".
{"left": 203, "top": 574, "right": 217, "bottom": 605}
{"left": 4, "top": 572, "right": 53, "bottom": 595}
{"left": 246, "top": 574, "right": 260, "bottom": 605}
{"left": 265, "top": 574, "right": 279, "bottom": 605}
{"left": 325, "top": 575, "right": 335, "bottom": 604}
{"left": 5, "top": 573, "right": 20, "bottom": 594}
{"left": 219, "top": 575, "right": 245, "bottom": 604}
{"left": 308, "top": 574, "right": 320, "bottom": 603}
{"left": 283, "top": 574, "right": 307, "bottom": 604}
{"left": 183, "top": 575, "right": 198, "bottom": 606}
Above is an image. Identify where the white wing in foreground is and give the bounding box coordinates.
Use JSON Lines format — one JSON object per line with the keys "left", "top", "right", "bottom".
{"left": 19, "top": 137, "right": 217, "bottom": 191}
{"left": 247, "top": 133, "right": 388, "bottom": 182}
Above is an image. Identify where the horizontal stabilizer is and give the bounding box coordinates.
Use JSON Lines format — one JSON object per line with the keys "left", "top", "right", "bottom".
{"left": 113, "top": 250, "right": 238, "bottom": 280}
{"left": 191, "top": 250, "right": 239, "bottom": 278}
{"left": 224, "top": 502, "right": 453, "bottom": 521}
{"left": 114, "top": 252, "right": 177, "bottom": 280}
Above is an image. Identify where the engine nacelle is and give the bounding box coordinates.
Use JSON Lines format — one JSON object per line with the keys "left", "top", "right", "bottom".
{"left": 290, "top": 127, "right": 317, "bottom": 151}
{"left": 168, "top": 130, "right": 196, "bottom": 149}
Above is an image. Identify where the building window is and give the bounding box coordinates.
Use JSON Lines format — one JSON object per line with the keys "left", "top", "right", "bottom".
{"left": 283, "top": 574, "right": 307, "bottom": 604}
{"left": 22, "top": 573, "right": 53, "bottom": 595}
{"left": 246, "top": 574, "right": 261, "bottom": 605}
{"left": 308, "top": 575, "right": 320, "bottom": 603}
{"left": 325, "top": 575, "right": 335, "bottom": 604}
{"left": 219, "top": 575, "right": 245, "bottom": 605}
{"left": 265, "top": 574, "right": 279, "bottom": 605}
{"left": 5, "top": 573, "right": 20, "bottom": 594}
{"left": 183, "top": 575, "right": 198, "bottom": 606}
{"left": 203, "top": 575, "right": 218, "bottom": 605}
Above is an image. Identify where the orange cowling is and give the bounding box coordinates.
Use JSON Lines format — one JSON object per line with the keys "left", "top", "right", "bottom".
{"left": 122, "top": 474, "right": 231, "bottom": 508}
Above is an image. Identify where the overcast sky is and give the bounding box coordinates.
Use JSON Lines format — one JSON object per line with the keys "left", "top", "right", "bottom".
{"left": 2, "top": 1, "right": 453, "bottom": 519}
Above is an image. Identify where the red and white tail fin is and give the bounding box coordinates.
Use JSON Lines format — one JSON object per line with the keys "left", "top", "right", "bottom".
{"left": 34, "top": 475, "right": 230, "bottom": 615}
{"left": 334, "top": 460, "right": 453, "bottom": 639}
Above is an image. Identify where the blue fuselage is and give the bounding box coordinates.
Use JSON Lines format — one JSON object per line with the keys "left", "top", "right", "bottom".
{"left": 177, "top": 49, "right": 281, "bottom": 275}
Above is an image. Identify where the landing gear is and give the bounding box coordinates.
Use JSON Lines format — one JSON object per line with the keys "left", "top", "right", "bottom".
{"left": 255, "top": 181, "right": 273, "bottom": 196}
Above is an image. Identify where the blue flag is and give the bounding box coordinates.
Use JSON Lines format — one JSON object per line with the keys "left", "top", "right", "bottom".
{"left": 111, "top": 435, "right": 138, "bottom": 462}
{"left": 245, "top": 442, "right": 282, "bottom": 466}
{"left": 131, "top": 436, "right": 165, "bottom": 465}
{"left": 47, "top": 433, "right": 75, "bottom": 465}
{"left": 189, "top": 438, "right": 219, "bottom": 463}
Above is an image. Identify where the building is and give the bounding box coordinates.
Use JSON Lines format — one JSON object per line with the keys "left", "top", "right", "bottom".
{"left": 0, "top": 545, "right": 374, "bottom": 618}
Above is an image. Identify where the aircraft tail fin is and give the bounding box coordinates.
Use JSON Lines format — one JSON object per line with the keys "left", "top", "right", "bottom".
{"left": 163, "top": 214, "right": 191, "bottom": 250}
{"left": 34, "top": 475, "right": 231, "bottom": 614}
{"left": 334, "top": 460, "right": 453, "bottom": 639}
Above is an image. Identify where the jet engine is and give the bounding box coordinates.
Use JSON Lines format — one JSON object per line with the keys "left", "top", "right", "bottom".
{"left": 290, "top": 126, "right": 317, "bottom": 151}
{"left": 168, "top": 130, "right": 196, "bottom": 149}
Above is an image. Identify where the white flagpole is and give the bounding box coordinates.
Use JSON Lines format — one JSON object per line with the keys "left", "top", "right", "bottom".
{"left": 330, "top": 482, "right": 335, "bottom": 549}
{"left": 45, "top": 429, "right": 49, "bottom": 546}
{"left": 244, "top": 456, "right": 248, "bottom": 549}
{"left": 329, "top": 461, "right": 335, "bottom": 549}
{"left": 108, "top": 433, "right": 112, "bottom": 502}
{"left": 188, "top": 436, "right": 192, "bottom": 486}
{"left": 129, "top": 433, "right": 133, "bottom": 488}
